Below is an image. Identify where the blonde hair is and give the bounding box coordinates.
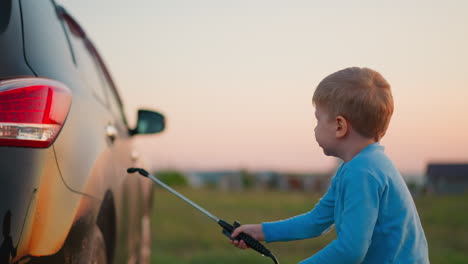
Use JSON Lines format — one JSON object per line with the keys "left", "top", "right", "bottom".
{"left": 312, "top": 67, "right": 394, "bottom": 141}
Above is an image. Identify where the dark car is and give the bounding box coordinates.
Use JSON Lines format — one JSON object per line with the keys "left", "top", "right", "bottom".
{"left": 0, "top": 0, "right": 164, "bottom": 263}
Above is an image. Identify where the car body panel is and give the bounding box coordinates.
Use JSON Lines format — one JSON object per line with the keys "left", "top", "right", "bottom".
{"left": 20, "top": 147, "right": 86, "bottom": 257}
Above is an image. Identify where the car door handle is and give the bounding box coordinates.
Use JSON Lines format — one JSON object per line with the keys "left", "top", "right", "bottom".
{"left": 131, "top": 151, "right": 139, "bottom": 161}
{"left": 106, "top": 124, "right": 117, "bottom": 142}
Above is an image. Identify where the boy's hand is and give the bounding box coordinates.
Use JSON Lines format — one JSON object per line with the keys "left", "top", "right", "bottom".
{"left": 230, "top": 224, "right": 265, "bottom": 250}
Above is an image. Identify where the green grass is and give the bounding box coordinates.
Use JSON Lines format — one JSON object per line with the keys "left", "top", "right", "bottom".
{"left": 415, "top": 195, "right": 468, "bottom": 264}
{"left": 150, "top": 188, "right": 468, "bottom": 264}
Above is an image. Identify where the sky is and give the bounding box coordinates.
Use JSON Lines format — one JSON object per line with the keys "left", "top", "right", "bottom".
{"left": 58, "top": 0, "right": 468, "bottom": 176}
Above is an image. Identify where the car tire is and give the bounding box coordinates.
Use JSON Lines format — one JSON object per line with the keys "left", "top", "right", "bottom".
{"left": 63, "top": 225, "right": 107, "bottom": 264}
{"left": 88, "top": 225, "right": 107, "bottom": 264}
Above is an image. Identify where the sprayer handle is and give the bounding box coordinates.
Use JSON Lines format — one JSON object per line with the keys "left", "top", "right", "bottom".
{"left": 219, "top": 220, "right": 272, "bottom": 257}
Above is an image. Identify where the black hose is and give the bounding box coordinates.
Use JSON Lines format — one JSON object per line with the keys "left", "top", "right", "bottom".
{"left": 269, "top": 253, "right": 279, "bottom": 264}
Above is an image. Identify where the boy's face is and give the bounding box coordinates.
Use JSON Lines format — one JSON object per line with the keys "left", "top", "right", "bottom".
{"left": 314, "top": 105, "right": 338, "bottom": 156}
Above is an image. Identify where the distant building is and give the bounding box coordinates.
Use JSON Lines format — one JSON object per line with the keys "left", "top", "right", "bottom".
{"left": 184, "top": 171, "right": 243, "bottom": 191}
{"left": 426, "top": 163, "right": 468, "bottom": 194}
{"left": 184, "top": 170, "right": 332, "bottom": 193}
{"left": 272, "top": 173, "right": 330, "bottom": 193}
{"left": 303, "top": 173, "right": 330, "bottom": 193}
{"left": 253, "top": 171, "right": 280, "bottom": 190}
{"left": 218, "top": 172, "right": 243, "bottom": 191}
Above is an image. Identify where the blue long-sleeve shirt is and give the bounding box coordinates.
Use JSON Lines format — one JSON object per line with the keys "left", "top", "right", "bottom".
{"left": 262, "top": 143, "right": 429, "bottom": 264}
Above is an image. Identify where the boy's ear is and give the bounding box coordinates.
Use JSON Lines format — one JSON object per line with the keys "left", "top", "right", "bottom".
{"left": 335, "top": 115, "right": 348, "bottom": 138}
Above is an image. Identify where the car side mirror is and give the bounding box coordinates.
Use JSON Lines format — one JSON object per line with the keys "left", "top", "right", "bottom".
{"left": 130, "top": 109, "right": 165, "bottom": 135}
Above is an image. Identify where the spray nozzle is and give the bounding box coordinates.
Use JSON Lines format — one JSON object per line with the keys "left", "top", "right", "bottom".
{"left": 127, "top": 167, "right": 149, "bottom": 177}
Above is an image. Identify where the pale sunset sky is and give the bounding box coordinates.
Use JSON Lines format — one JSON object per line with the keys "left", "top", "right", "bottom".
{"left": 58, "top": 0, "right": 468, "bottom": 176}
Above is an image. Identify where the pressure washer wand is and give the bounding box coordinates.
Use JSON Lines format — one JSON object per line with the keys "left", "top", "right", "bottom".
{"left": 127, "top": 167, "right": 279, "bottom": 264}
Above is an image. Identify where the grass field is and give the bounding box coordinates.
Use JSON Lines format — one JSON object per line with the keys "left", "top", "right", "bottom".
{"left": 150, "top": 188, "right": 468, "bottom": 264}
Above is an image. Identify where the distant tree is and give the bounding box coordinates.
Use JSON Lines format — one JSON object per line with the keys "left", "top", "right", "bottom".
{"left": 405, "top": 180, "right": 421, "bottom": 197}
{"left": 240, "top": 169, "right": 254, "bottom": 189}
{"left": 155, "top": 170, "right": 188, "bottom": 187}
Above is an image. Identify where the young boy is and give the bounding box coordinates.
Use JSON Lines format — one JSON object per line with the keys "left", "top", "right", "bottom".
{"left": 231, "top": 67, "right": 429, "bottom": 263}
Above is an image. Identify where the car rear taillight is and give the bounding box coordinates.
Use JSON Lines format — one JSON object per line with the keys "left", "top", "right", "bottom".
{"left": 0, "top": 78, "right": 72, "bottom": 148}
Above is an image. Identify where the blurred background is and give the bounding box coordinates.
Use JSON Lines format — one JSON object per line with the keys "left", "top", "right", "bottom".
{"left": 58, "top": 0, "right": 468, "bottom": 263}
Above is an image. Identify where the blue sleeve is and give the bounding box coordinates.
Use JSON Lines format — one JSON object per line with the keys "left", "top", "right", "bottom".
{"left": 261, "top": 176, "right": 336, "bottom": 242}
{"left": 300, "top": 169, "right": 382, "bottom": 264}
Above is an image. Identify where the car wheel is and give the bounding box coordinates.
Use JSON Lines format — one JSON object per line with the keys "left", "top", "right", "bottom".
{"left": 63, "top": 225, "right": 107, "bottom": 264}
{"left": 88, "top": 226, "right": 107, "bottom": 264}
